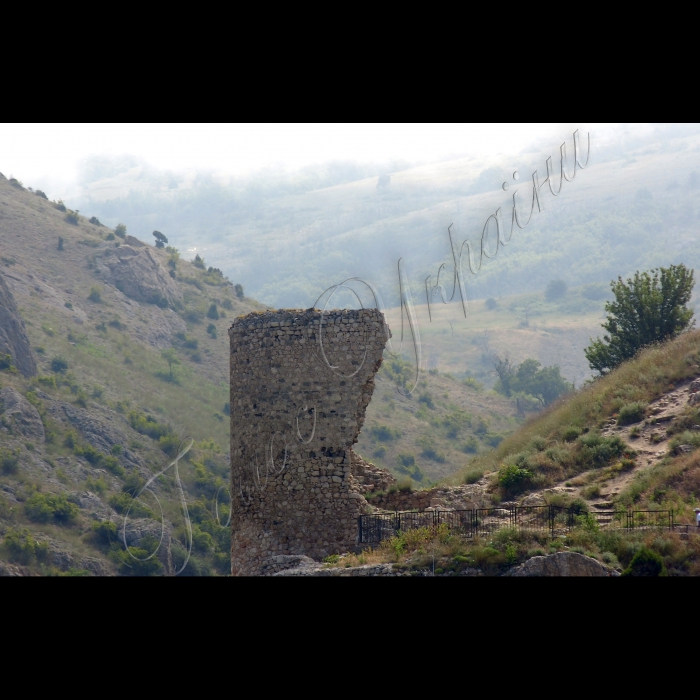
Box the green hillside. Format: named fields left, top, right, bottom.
left=0, top=174, right=265, bottom=575
left=1, top=172, right=535, bottom=574
left=330, top=330, right=700, bottom=576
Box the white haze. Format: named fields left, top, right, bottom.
left=0, top=122, right=644, bottom=197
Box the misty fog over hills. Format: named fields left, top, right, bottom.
left=58, top=124, right=700, bottom=322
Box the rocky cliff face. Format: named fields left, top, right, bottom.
left=95, top=245, right=183, bottom=307
left=0, top=387, right=44, bottom=440
left=0, top=271, right=36, bottom=377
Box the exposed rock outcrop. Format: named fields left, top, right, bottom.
left=0, top=270, right=36, bottom=377
left=0, top=387, right=45, bottom=441
left=504, top=551, right=620, bottom=576
left=57, top=402, right=146, bottom=471
left=95, top=245, right=182, bottom=307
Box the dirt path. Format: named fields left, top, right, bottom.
left=518, top=376, right=699, bottom=520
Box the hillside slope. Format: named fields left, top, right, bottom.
left=0, top=172, right=530, bottom=574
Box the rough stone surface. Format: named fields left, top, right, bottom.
left=229, top=308, right=391, bottom=575
left=59, top=397, right=145, bottom=469
left=0, top=270, right=36, bottom=377
left=504, top=551, right=620, bottom=576
left=95, top=245, right=182, bottom=307
left=0, top=387, right=45, bottom=441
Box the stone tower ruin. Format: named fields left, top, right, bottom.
left=228, top=308, right=390, bottom=575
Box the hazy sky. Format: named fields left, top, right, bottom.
left=0, top=123, right=638, bottom=191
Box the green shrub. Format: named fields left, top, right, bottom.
left=114, top=224, right=127, bottom=239
left=35, top=189, right=48, bottom=199
left=128, top=410, right=172, bottom=440
left=234, top=283, right=244, bottom=299
left=418, top=392, right=435, bottom=409
left=577, top=433, right=627, bottom=469
left=57, top=236, right=64, bottom=251
left=184, top=308, right=204, bottom=323
left=0, top=353, right=16, bottom=372
left=65, top=212, right=79, bottom=225
left=669, top=431, right=700, bottom=453
left=1, top=447, right=20, bottom=474
left=55, top=200, right=67, bottom=212
left=618, top=402, right=646, bottom=426
left=85, top=475, right=108, bottom=495
left=485, top=433, right=504, bottom=448
left=417, top=437, right=446, bottom=463
left=91, top=519, right=117, bottom=546
left=462, top=377, right=483, bottom=391
left=88, top=286, right=102, bottom=303
left=114, top=546, right=164, bottom=576
left=89, top=216, right=102, bottom=226
left=562, top=426, right=582, bottom=442
left=622, top=547, right=667, bottom=576
left=463, top=468, right=484, bottom=484
left=51, top=357, right=68, bottom=373
left=498, top=463, right=533, bottom=495
left=397, top=453, right=415, bottom=468
left=397, top=477, right=413, bottom=493
left=158, top=434, right=180, bottom=457
left=461, top=436, right=479, bottom=454
left=4, top=528, right=49, bottom=564
left=25, top=492, right=79, bottom=525
left=207, top=303, right=219, bottom=320
left=372, top=425, right=400, bottom=442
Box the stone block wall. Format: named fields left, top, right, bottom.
left=228, top=308, right=390, bottom=575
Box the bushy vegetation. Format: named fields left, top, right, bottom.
left=3, top=528, right=49, bottom=565
left=585, top=264, right=695, bottom=375
left=492, top=355, right=572, bottom=407
left=24, top=492, right=79, bottom=525
left=0, top=447, right=20, bottom=474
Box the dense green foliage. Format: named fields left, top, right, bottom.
left=493, top=355, right=572, bottom=407
left=585, top=264, right=695, bottom=374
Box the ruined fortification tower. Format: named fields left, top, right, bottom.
left=228, top=308, right=389, bottom=575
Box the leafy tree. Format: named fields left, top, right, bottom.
left=161, top=348, right=181, bottom=380
left=207, top=303, right=219, bottom=320
left=485, top=297, right=497, bottom=310
left=57, top=236, right=64, bottom=251
left=114, top=224, right=127, bottom=239
left=494, top=356, right=572, bottom=407
left=545, top=279, right=567, bottom=301
left=584, top=264, right=695, bottom=375
left=234, top=283, right=244, bottom=299
left=377, top=173, right=391, bottom=190
left=491, top=353, right=515, bottom=397
left=51, top=357, right=68, bottom=373
left=622, top=547, right=667, bottom=576
left=514, top=361, right=572, bottom=407
left=152, top=230, right=168, bottom=248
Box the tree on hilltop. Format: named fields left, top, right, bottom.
left=153, top=230, right=168, bottom=249
left=584, top=264, right=695, bottom=375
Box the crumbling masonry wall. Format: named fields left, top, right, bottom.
left=229, top=308, right=390, bottom=575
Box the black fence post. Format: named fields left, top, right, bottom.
left=549, top=505, right=554, bottom=537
